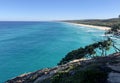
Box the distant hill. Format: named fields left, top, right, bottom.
left=65, top=18, right=120, bottom=27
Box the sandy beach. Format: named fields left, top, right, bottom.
left=66, top=22, right=111, bottom=30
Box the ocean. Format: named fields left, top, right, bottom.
left=0, top=21, right=109, bottom=82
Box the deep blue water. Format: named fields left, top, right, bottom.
left=0, top=21, right=110, bottom=82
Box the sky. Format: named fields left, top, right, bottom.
left=0, top=0, right=120, bottom=21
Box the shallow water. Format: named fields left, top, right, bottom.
left=0, top=21, right=112, bottom=82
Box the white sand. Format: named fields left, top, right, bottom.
left=66, top=22, right=111, bottom=30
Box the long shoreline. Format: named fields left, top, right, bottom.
left=64, top=22, right=111, bottom=30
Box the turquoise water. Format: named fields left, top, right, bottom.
left=0, top=22, right=107, bottom=82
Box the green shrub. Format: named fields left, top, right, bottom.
left=51, top=64, right=109, bottom=83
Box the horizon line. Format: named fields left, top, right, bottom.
left=0, top=17, right=118, bottom=22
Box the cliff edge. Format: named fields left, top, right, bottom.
left=6, top=53, right=120, bottom=83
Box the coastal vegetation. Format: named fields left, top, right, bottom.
left=106, top=23, right=120, bottom=52
left=58, top=38, right=112, bottom=65
left=65, top=18, right=119, bottom=27
left=106, top=23, right=120, bottom=38
left=52, top=62, right=110, bottom=83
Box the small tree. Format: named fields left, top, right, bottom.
left=58, top=39, right=112, bottom=65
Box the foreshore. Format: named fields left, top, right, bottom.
left=65, top=22, right=111, bottom=30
